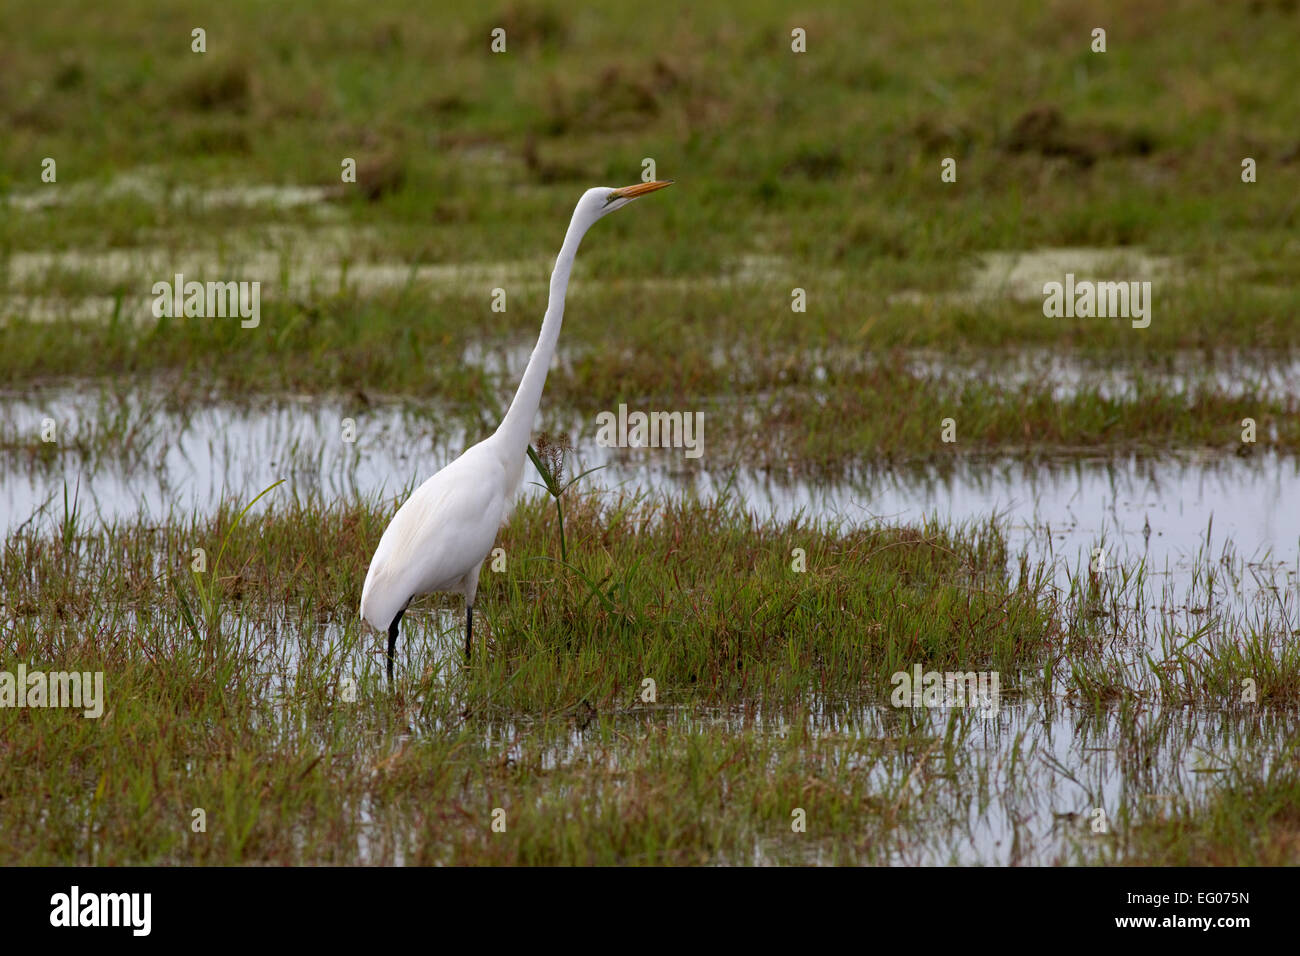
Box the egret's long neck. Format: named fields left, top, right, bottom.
left=495, top=210, right=591, bottom=460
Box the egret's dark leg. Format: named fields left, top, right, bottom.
left=465, top=603, right=473, bottom=662
left=387, top=608, right=405, bottom=685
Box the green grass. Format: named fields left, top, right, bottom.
left=3, top=332, right=1298, bottom=472
left=3, top=490, right=1055, bottom=704
left=3, top=0, right=1300, bottom=460
left=3, top=0, right=1300, bottom=867
left=1123, top=744, right=1300, bottom=866
left=3, top=489, right=1297, bottom=864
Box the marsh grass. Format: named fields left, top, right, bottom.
left=4, top=0, right=1300, bottom=867
left=4, top=0, right=1300, bottom=438
left=4, top=489, right=1050, bottom=862
left=5, top=490, right=1054, bottom=702
left=3, top=489, right=1297, bottom=864
left=2, top=360, right=1296, bottom=477
left=1122, top=745, right=1300, bottom=866
left=1055, top=528, right=1300, bottom=707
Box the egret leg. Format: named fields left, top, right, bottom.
left=387, top=608, right=405, bottom=685
left=465, top=604, right=473, bottom=662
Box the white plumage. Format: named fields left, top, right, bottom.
left=360, top=443, right=507, bottom=633
left=359, top=180, right=674, bottom=681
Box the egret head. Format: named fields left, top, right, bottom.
left=581, top=180, right=674, bottom=222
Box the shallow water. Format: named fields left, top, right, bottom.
left=889, top=246, right=1179, bottom=312
left=5, top=171, right=338, bottom=213
left=902, top=348, right=1300, bottom=403
left=5, top=386, right=1295, bottom=865
left=458, top=697, right=1287, bottom=866
left=3, top=387, right=1297, bottom=635
left=237, top=612, right=1290, bottom=865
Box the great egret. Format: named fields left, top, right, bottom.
left=360, top=179, right=674, bottom=682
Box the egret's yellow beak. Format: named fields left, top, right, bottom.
left=610, top=180, right=674, bottom=200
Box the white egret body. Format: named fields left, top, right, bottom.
left=360, top=180, right=673, bottom=680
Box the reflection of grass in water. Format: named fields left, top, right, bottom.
left=3, top=492, right=1298, bottom=863
left=1054, top=513, right=1300, bottom=706
left=1124, top=748, right=1300, bottom=866
left=2, top=361, right=1298, bottom=474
